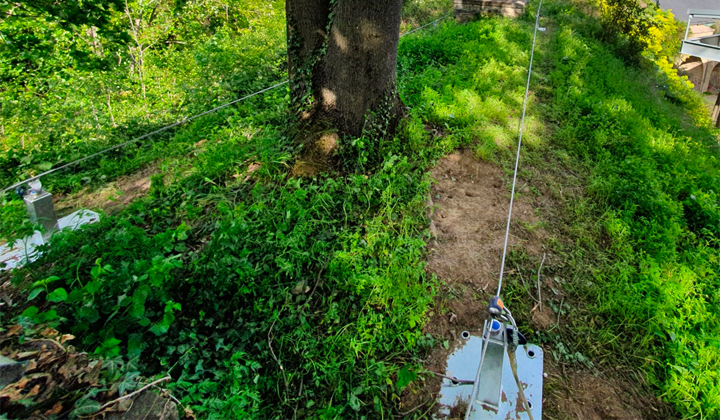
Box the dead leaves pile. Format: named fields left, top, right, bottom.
left=0, top=325, right=101, bottom=419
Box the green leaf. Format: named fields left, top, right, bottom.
left=67, top=288, right=85, bottom=304
left=104, top=356, right=125, bottom=381
left=37, top=161, right=53, bottom=171
left=78, top=306, right=100, bottom=323
left=95, top=337, right=121, bottom=357
left=72, top=393, right=102, bottom=417
left=40, top=310, right=58, bottom=321
left=349, top=394, right=361, bottom=411
left=149, top=301, right=179, bottom=336
left=119, top=371, right=141, bottom=396
left=84, top=280, right=101, bottom=294
left=47, top=287, right=68, bottom=302
left=130, top=286, right=150, bottom=319
left=396, top=366, right=416, bottom=391
left=128, top=334, right=145, bottom=361
left=27, top=288, right=44, bottom=301
left=31, top=276, right=60, bottom=288
left=149, top=317, right=172, bottom=336
left=22, top=306, right=39, bottom=318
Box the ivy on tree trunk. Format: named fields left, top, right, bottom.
left=286, top=0, right=404, bottom=137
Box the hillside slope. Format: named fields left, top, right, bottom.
left=2, top=0, right=719, bottom=418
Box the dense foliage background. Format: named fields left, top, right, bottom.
left=0, top=0, right=287, bottom=193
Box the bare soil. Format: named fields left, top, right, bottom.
left=424, top=151, right=545, bottom=338
left=401, top=150, right=669, bottom=419
left=549, top=368, right=646, bottom=420
left=55, top=163, right=159, bottom=216
left=292, top=131, right=339, bottom=177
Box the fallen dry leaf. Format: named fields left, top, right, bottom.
left=17, top=351, right=40, bottom=360
left=0, top=377, right=29, bottom=402
left=11, top=376, right=28, bottom=390
left=118, top=398, right=133, bottom=412
left=184, top=407, right=197, bottom=419
left=5, top=325, right=22, bottom=336
left=27, top=384, right=41, bottom=397
left=45, top=402, right=63, bottom=416
left=40, top=327, right=59, bottom=338
left=60, top=334, right=75, bottom=344
left=81, top=360, right=103, bottom=385
left=25, top=359, right=38, bottom=372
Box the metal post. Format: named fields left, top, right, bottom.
left=22, top=181, right=58, bottom=242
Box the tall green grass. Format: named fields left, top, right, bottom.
left=536, top=2, right=720, bottom=417
left=401, top=3, right=720, bottom=416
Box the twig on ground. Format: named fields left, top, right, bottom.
left=158, top=398, right=171, bottom=420
left=430, top=371, right=474, bottom=385
left=396, top=400, right=431, bottom=418
left=516, top=263, right=539, bottom=304
left=268, top=318, right=289, bottom=394
left=293, top=377, right=304, bottom=420
left=99, top=376, right=171, bottom=411
left=538, top=253, right=546, bottom=313
left=139, top=392, right=159, bottom=420
left=308, top=258, right=330, bottom=303
left=153, top=386, right=183, bottom=408
left=419, top=400, right=438, bottom=418
left=557, top=297, right=564, bottom=326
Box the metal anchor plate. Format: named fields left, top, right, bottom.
left=437, top=335, right=543, bottom=419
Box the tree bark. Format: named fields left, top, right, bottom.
left=286, top=0, right=404, bottom=137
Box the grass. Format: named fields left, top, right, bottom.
left=399, top=1, right=720, bottom=417
left=2, top=0, right=720, bottom=418
left=537, top=3, right=720, bottom=416
left=0, top=0, right=288, bottom=194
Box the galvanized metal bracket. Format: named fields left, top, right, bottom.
left=24, top=190, right=59, bottom=241
left=437, top=324, right=543, bottom=419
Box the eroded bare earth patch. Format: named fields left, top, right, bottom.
left=55, top=163, right=159, bottom=215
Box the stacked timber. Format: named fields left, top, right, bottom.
left=454, top=0, right=527, bottom=21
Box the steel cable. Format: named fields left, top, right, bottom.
left=465, top=3, right=544, bottom=418
left=1, top=80, right=289, bottom=194
left=496, top=0, right=544, bottom=297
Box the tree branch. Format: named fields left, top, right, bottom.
left=99, top=376, right=172, bottom=411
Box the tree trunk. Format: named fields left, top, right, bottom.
left=286, top=0, right=404, bottom=137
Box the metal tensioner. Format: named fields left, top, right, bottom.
left=463, top=296, right=542, bottom=420
left=436, top=297, right=543, bottom=419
